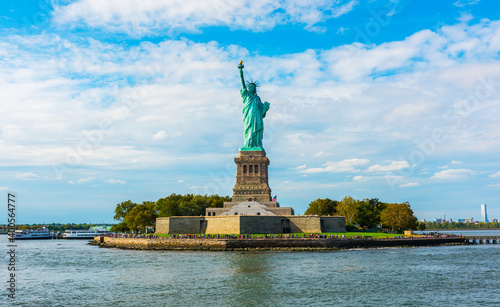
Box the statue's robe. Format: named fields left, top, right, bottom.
left=241, top=87, right=269, bottom=149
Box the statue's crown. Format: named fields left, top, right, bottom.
left=246, top=80, right=260, bottom=87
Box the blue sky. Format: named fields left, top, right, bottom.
left=1, top=0, right=500, bottom=224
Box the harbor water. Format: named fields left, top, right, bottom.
left=3, top=233, right=500, bottom=306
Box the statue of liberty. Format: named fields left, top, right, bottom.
left=238, top=61, right=270, bottom=151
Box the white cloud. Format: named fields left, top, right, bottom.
left=366, top=161, right=410, bottom=173
left=451, top=160, right=463, bottom=164
left=384, top=101, right=434, bottom=123
left=399, top=182, right=420, bottom=188
left=487, top=183, right=500, bottom=187
left=489, top=171, right=500, bottom=178
left=69, top=176, right=95, bottom=184
left=1, top=124, right=25, bottom=139
left=301, top=158, right=369, bottom=174
left=453, top=0, right=480, bottom=8
left=383, top=175, right=404, bottom=181
left=0, top=33, right=242, bottom=170
left=1, top=18, right=500, bottom=187
left=313, top=151, right=330, bottom=157
left=53, top=0, right=359, bottom=37
left=431, top=169, right=475, bottom=180
left=177, top=179, right=184, bottom=183
left=0, top=187, right=8, bottom=190
left=337, top=27, right=348, bottom=35
left=152, top=130, right=167, bottom=140
left=457, top=12, right=474, bottom=23
left=438, top=165, right=449, bottom=169
left=353, top=175, right=369, bottom=182
left=294, top=165, right=307, bottom=170
left=108, top=179, right=126, bottom=184
left=15, top=172, right=39, bottom=180
left=78, top=177, right=95, bottom=183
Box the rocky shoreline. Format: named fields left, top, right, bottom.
left=90, top=236, right=468, bottom=251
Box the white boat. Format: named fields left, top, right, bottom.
left=13, top=228, right=52, bottom=240
left=63, top=228, right=110, bottom=239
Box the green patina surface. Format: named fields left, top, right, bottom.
left=238, top=62, right=269, bottom=151
left=240, top=146, right=265, bottom=151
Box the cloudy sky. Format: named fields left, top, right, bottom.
left=1, top=0, right=500, bottom=224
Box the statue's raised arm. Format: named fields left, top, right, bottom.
left=238, top=61, right=246, bottom=90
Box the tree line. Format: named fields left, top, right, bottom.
left=425, top=221, right=500, bottom=230
left=113, top=194, right=421, bottom=233
left=112, top=194, right=230, bottom=233
left=304, top=196, right=423, bottom=232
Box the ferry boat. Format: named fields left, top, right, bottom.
left=13, top=228, right=52, bottom=240
left=63, top=228, right=110, bottom=239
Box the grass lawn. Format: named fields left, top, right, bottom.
left=326, top=232, right=401, bottom=238
left=155, top=232, right=402, bottom=238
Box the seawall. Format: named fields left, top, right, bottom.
left=92, top=236, right=468, bottom=251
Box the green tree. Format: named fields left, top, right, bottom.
left=60, top=223, right=73, bottom=231
left=156, top=193, right=229, bottom=217
left=417, top=221, right=426, bottom=231
left=114, top=200, right=137, bottom=221
left=354, top=198, right=386, bottom=228
left=124, top=201, right=158, bottom=233
left=178, top=194, right=201, bottom=216
left=111, top=221, right=130, bottom=233
left=380, top=202, right=417, bottom=231
left=304, top=198, right=338, bottom=216
left=205, top=194, right=232, bottom=208
left=156, top=194, right=183, bottom=217
left=337, top=196, right=359, bottom=224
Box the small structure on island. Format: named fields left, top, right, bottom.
left=156, top=62, right=346, bottom=234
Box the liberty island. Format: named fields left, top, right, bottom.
left=156, top=62, right=345, bottom=234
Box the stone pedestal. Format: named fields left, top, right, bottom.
left=232, top=150, right=272, bottom=203
left=205, top=150, right=294, bottom=217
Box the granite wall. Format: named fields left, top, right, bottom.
left=320, top=216, right=347, bottom=233
left=156, top=215, right=346, bottom=234
left=204, top=216, right=240, bottom=234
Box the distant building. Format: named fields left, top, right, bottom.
left=447, top=218, right=453, bottom=223
left=481, top=204, right=489, bottom=223
left=435, top=218, right=445, bottom=223
left=420, top=219, right=426, bottom=223
left=465, top=217, right=474, bottom=223
left=492, top=218, right=498, bottom=223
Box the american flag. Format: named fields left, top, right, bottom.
left=272, top=195, right=277, bottom=201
